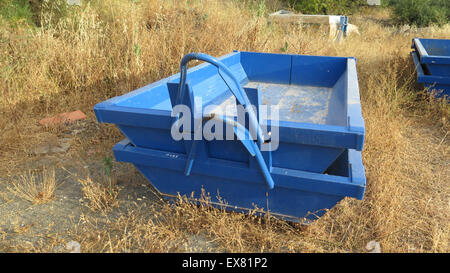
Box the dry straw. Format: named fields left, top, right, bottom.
left=8, top=168, right=56, bottom=205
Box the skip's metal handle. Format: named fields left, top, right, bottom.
left=173, top=52, right=274, bottom=189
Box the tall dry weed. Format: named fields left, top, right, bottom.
left=8, top=168, right=56, bottom=204
left=78, top=175, right=119, bottom=212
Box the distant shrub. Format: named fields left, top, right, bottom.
left=287, top=0, right=366, bottom=15
left=0, top=0, right=74, bottom=27
left=389, top=0, right=449, bottom=27
left=246, top=0, right=268, bottom=17
left=0, top=0, right=34, bottom=26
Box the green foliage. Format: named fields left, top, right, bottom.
left=246, top=0, right=268, bottom=17
left=102, top=156, right=113, bottom=177
left=380, top=0, right=391, bottom=7
left=0, top=0, right=34, bottom=26
left=388, top=0, right=449, bottom=27
left=0, top=0, right=79, bottom=28
left=289, top=0, right=327, bottom=14
left=280, top=41, right=288, bottom=52
left=134, top=43, right=141, bottom=65
left=288, top=0, right=366, bottom=15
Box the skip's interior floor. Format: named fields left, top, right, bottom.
left=212, top=82, right=332, bottom=125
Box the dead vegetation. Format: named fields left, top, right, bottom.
left=7, top=168, right=56, bottom=205
left=0, top=0, right=448, bottom=252
left=78, top=175, right=119, bottom=212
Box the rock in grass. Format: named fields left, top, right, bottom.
left=366, top=240, right=381, bottom=253
left=66, top=241, right=81, bottom=253
left=39, top=110, right=87, bottom=126
left=32, top=138, right=71, bottom=155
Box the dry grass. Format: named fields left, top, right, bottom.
left=78, top=175, right=119, bottom=212
left=7, top=168, right=56, bottom=205
left=0, top=0, right=449, bottom=252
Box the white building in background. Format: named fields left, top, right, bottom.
left=67, top=0, right=81, bottom=6
left=367, top=0, right=381, bottom=5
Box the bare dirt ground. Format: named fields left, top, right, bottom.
left=0, top=121, right=149, bottom=251
left=0, top=119, right=223, bottom=252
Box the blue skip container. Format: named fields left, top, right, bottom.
left=412, top=38, right=450, bottom=77
left=95, top=51, right=366, bottom=222
left=411, top=38, right=450, bottom=98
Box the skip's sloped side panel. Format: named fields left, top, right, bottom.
left=240, top=51, right=291, bottom=84
left=291, top=55, right=347, bottom=87
left=326, top=70, right=347, bottom=127
left=135, top=164, right=343, bottom=221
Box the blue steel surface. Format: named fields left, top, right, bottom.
left=412, top=38, right=450, bottom=77
left=95, top=51, right=364, bottom=144
left=113, top=139, right=366, bottom=221
left=411, top=51, right=450, bottom=98
left=94, top=51, right=367, bottom=221
left=94, top=52, right=365, bottom=173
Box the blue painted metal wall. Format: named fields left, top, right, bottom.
left=94, top=51, right=367, bottom=221
left=411, top=39, right=450, bottom=99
